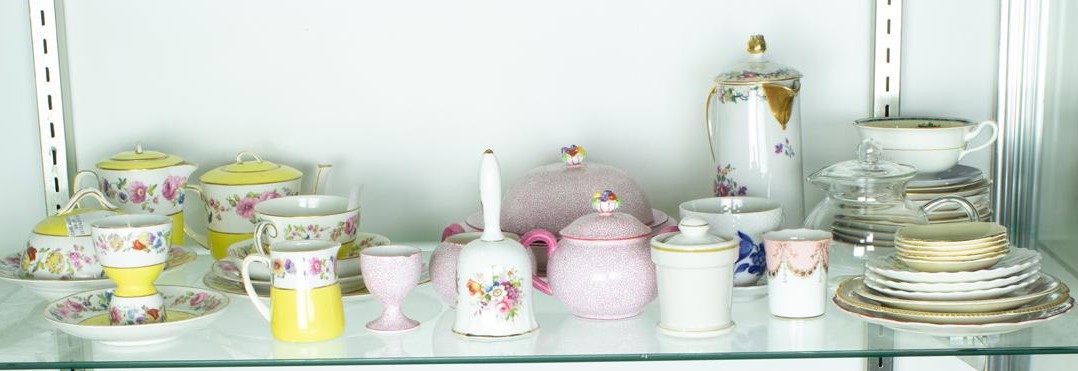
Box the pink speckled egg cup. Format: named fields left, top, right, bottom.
left=360, top=245, right=422, bottom=333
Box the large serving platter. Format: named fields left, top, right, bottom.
left=835, top=276, right=1071, bottom=325
left=867, top=248, right=1039, bottom=283
left=833, top=294, right=1074, bottom=337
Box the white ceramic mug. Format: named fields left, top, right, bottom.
left=763, top=229, right=831, bottom=318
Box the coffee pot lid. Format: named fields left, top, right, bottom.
left=713, top=35, right=802, bottom=85
left=559, top=191, right=650, bottom=240
left=200, top=151, right=303, bottom=185
left=98, top=143, right=185, bottom=170
left=809, top=140, right=917, bottom=187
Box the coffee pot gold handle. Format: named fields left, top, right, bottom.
left=704, top=85, right=719, bottom=163
left=241, top=254, right=273, bottom=321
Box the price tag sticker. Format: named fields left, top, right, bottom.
left=64, top=211, right=114, bottom=236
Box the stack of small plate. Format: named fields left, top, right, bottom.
left=907, top=165, right=994, bottom=223
left=895, top=222, right=1009, bottom=272
left=834, top=242, right=1075, bottom=336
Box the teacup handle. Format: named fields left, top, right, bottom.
left=958, top=120, right=999, bottom=160
left=253, top=221, right=278, bottom=255
left=521, top=229, right=558, bottom=296
left=922, top=195, right=980, bottom=222
left=241, top=255, right=273, bottom=321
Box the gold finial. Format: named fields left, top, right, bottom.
left=747, top=35, right=766, bottom=54
left=484, top=149, right=494, bottom=154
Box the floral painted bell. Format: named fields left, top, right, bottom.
left=453, top=150, right=540, bottom=338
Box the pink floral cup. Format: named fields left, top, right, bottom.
left=360, top=245, right=422, bottom=333
left=762, top=229, right=831, bottom=318
left=253, top=195, right=361, bottom=259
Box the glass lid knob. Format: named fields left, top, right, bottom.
left=857, top=139, right=883, bottom=169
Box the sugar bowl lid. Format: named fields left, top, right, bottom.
left=200, top=151, right=302, bottom=185
left=97, top=143, right=185, bottom=170
left=808, top=140, right=916, bottom=187
left=651, top=217, right=737, bottom=252
left=713, top=35, right=802, bottom=85
left=32, top=188, right=120, bottom=237
left=559, top=191, right=651, bottom=240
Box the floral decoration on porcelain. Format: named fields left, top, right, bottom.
left=206, top=187, right=298, bottom=223
left=169, top=290, right=224, bottom=313
left=591, top=190, right=620, bottom=215
left=272, top=256, right=336, bottom=280
left=765, top=240, right=829, bottom=279
left=718, top=86, right=760, bottom=104
left=93, top=230, right=171, bottom=255
left=20, top=243, right=97, bottom=278
left=561, top=145, right=586, bottom=166
left=735, top=231, right=766, bottom=276
left=109, top=303, right=166, bottom=325
left=774, top=138, right=795, bottom=158
left=714, top=164, right=748, bottom=197
left=717, top=68, right=800, bottom=83
left=465, top=269, right=525, bottom=321
left=279, top=215, right=358, bottom=242
left=101, top=176, right=187, bottom=214
left=47, top=290, right=111, bottom=322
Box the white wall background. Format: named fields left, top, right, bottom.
left=3, top=0, right=999, bottom=244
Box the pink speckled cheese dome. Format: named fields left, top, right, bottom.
left=471, top=146, right=654, bottom=237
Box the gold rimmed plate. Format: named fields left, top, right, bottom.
left=857, top=272, right=1057, bottom=312
left=0, top=246, right=196, bottom=300
left=863, top=273, right=1042, bottom=301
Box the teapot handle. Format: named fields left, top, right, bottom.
left=441, top=223, right=466, bottom=242
left=311, top=164, right=333, bottom=195
left=71, top=170, right=99, bottom=193
left=521, top=229, right=558, bottom=296
left=180, top=185, right=209, bottom=249
left=241, top=254, right=273, bottom=321
left=704, top=85, right=719, bottom=163
left=921, top=195, right=980, bottom=222
left=58, top=188, right=119, bottom=215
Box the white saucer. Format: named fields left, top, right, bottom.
left=733, top=278, right=768, bottom=302
left=41, top=285, right=229, bottom=346
left=908, top=165, right=983, bottom=188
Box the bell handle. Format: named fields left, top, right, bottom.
left=58, top=188, right=119, bottom=215
left=921, top=196, right=980, bottom=222
left=958, top=120, right=999, bottom=160
left=704, top=85, right=719, bottom=163
left=521, top=229, right=557, bottom=296
left=241, top=254, right=273, bottom=321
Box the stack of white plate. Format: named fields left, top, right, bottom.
left=895, top=222, right=1009, bottom=272
left=906, top=165, right=993, bottom=224
left=834, top=244, right=1074, bottom=336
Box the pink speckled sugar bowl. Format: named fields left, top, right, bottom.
left=524, top=191, right=675, bottom=320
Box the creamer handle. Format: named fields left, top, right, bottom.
left=241, top=255, right=272, bottom=321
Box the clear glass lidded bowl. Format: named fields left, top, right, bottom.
left=803, top=141, right=979, bottom=273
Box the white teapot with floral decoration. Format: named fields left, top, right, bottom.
left=74, top=143, right=196, bottom=245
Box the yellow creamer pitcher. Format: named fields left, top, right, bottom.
left=241, top=240, right=344, bottom=342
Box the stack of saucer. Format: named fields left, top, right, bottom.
left=832, top=223, right=1074, bottom=336
left=895, top=222, right=1008, bottom=272
left=906, top=165, right=993, bottom=224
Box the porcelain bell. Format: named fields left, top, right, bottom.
left=453, top=150, right=540, bottom=338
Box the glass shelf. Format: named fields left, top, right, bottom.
left=0, top=242, right=1076, bottom=369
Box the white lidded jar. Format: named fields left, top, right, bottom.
left=453, top=150, right=540, bottom=338
left=650, top=217, right=739, bottom=338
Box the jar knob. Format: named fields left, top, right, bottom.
left=677, top=217, right=710, bottom=238
left=591, top=190, right=619, bottom=215
left=561, top=145, right=586, bottom=167
left=857, top=139, right=883, bottom=167
left=135, top=142, right=144, bottom=154
left=747, top=35, right=766, bottom=54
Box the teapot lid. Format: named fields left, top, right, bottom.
left=32, top=189, right=120, bottom=236
left=97, top=143, right=185, bottom=170
left=713, top=35, right=802, bottom=85
left=200, top=151, right=302, bottom=185
left=651, top=217, right=738, bottom=252
left=559, top=191, right=651, bottom=240
left=809, top=140, right=916, bottom=186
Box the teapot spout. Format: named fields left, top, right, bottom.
left=761, top=81, right=800, bottom=130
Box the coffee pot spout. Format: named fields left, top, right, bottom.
left=761, top=81, right=800, bottom=130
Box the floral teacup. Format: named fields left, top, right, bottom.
left=91, top=215, right=173, bottom=298
left=253, top=195, right=360, bottom=259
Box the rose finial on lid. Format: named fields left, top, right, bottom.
left=591, top=190, right=620, bottom=215
left=561, top=145, right=586, bottom=167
